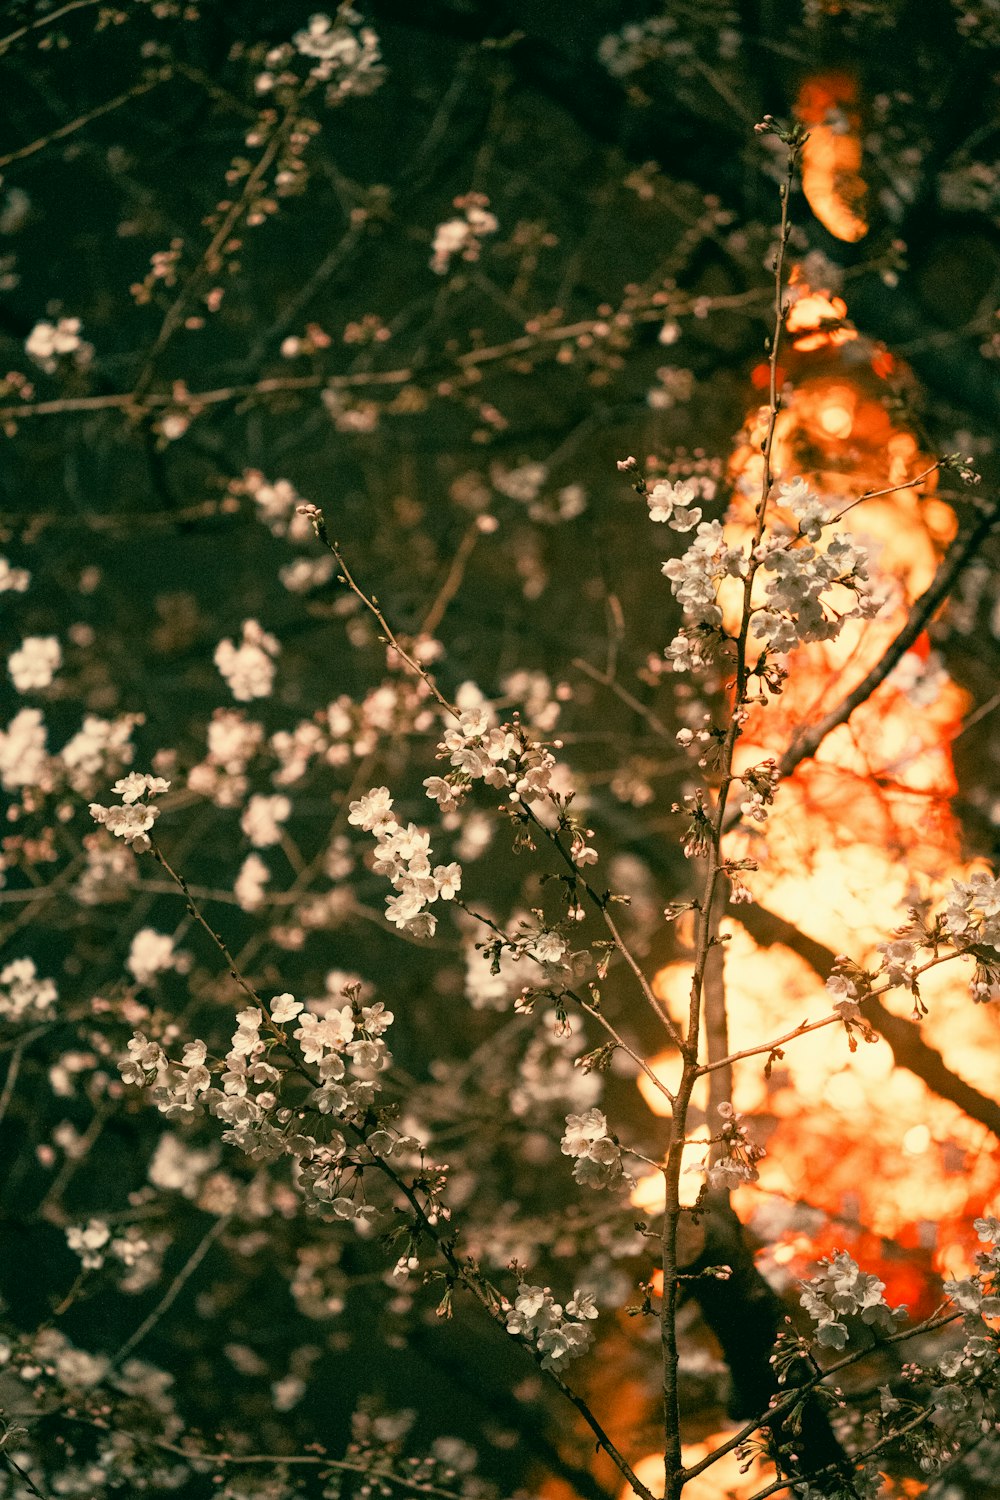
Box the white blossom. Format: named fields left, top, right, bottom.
left=214, top=620, right=280, bottom=702
left=25, top=316, right=92, bottom=373
left=8, top=635, right=61, bottom=692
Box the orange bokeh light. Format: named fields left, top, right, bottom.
left=794, top=73, right=869, bottom=243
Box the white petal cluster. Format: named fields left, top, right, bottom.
left=778, top=476, right=830, bottom=541
left=187, top=708, right=265, bottom=807
left=799, top=1251, right=903, bottom=1349
left=126, top=928, right=180, bottom=987
left=25, top=316, right=92, bottom=373
left=349, top=787, right=461, bottom=938
left=646, top=478, right=703, bottom=532
left=241, top=470, right=313, bottom=541
left=560, top=1108, right=623, bottom=1190
left=753, top=527, right=877, bottom=654
left=240, top=793, right=291, bottom=848
left=423, top=707, right=560, bottom=814
left=662, top=521, right=747, bottom=672
left=656, top=477, right=881, bottom=674
left=291, top=8, right=384, bottom=101
left=89, top=774, right=170, bottom=853
left=0, top=708, right=49, bottom=791
left=504, top=1281, right=598, bottom=1370
left=0, top=556, right=30, bottom=593
left=60, top=713, right=139, bottom=791
left=0, top=957, right=57, bottom=1020
left=119, top=986, right=398, bottom=1221
left=945, top=871, right=1000, bottom=949
left=234, top=852, right=270, bottom=912
left=8, top=635, right=61, bottom=692
left=430, top=195, right=499, bottom=275
left=88, top=801, right=157, bottom=848
left=214, top=620, right=280, bottom=702
left=65, top=1217, right=151, bottom=1274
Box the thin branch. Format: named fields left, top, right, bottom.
left=572, top=657, right=676, bottom=742
left=82, top=1425, right=477, bottom=1498
left=306, top=510, right=458, bottom=719
left=0, top=70, right=170, bottom=170
left=681, top=1308, right=959, bottom=1484
left=0, top=0, right=100, bottom=55
left=720, top=902, right=1000, bottom=1139
left=110, top=1215, right=231, bottom=1368
left=420, top=520, right=482, bottom=639
left=130, top=110, right=297, bottom=400
left=149, top=844, right=268, bottom=1012
left=134, top=846, right=652, bottom=1500
left=776, top=496, right=1000, bottom=783
left=0, top=1036, right=27, bottom=1128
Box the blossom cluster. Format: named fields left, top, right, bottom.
left=89, top=773, right=170, bottom=853
left=560, top=1108, right=624, bottom=1189
left=646, top=477, right=703, bottom=532
left=704, top=1102, right=766, bottom=1191
left=65, top=1218, right=151, bottom=1274
left=0, top=957, right=57, bottom=1021
left=120, top=986, right=400, bottom=1222
left=424, top=706, right=561, bottom=814
left=291, top=8, right=384, bottom=102
left=938, top=1215, right=1000, bottom=1378
left=653, top=474, right=881, bottom=674
left=8, top=634, right=61, bottom=693
left=739, top=759, right=780, bottom=823
left=25, top=316, right=92, bottom=373
left=430, top=193, right=499, bottom=276
left=503, top=1281, right=598, bottom=1370
left=945, top=870, right=1000, bottom=950
left=752, top=523, right=879, bottom=655
left=349, top=786, right=461, bottom=938
left=0, top=555, right=30, bottom=593
left=662, top=519, right=748, bottom=672
left=214, top=619, right=280, bottom=702
left=799, top=1250, right=906, bottom=1349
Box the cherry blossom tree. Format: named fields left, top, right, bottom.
left=1, top=5, right=999, bottom=1500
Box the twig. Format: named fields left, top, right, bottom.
left=130, top=110, right=297, bottom=400
left=572, top=657, right=675, bottom=742
left=149, top=844, right=268, bottom=1012
left=306, top=511, right=458, bottom=720
left=0, top=0, right=100, bottom=55
left=0, top=71, right=170, bottom=171
left=1, top=1453, right=47, bottom=1500
left=420, top=520, right=482, bottom=639
left=0, top=1037, right=27, bottom=1128
left=776, top=495, right=1000, bottom=783
left=659, top=131, right=805, bottom=1500
left=110, top=1215, right=231, bottom=1368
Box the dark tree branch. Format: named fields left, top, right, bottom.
left=733, top=901, right=1000, bottom=1140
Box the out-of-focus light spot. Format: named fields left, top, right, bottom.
left=903, top=1124, right=931, bottom=1156
left=794, top=72, right=869, bottom=243
left=637, top=1050, right=676, bottom=1116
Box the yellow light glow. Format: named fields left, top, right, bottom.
left=637, top=1051, right=678, bottom=1117
left=903, top=1124, right=931, bottom=1156
left=620, top=1436, right=785, bottom=1500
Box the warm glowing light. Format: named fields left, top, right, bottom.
left=815, top=385, right=855, bottom=438
left=794, top=73, right=868, bottom=243
left=903, top=1124, right=931, bottom=1156
left=637, top=1051, right=677, bottom=1116
left=619, top=1437, right=785, bottom=1500
left=713, top=314, right=1000, bottom=1282
left=631, top=1172, right=667, bottom=1216
left=786, top=290, right=855, bottom=351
